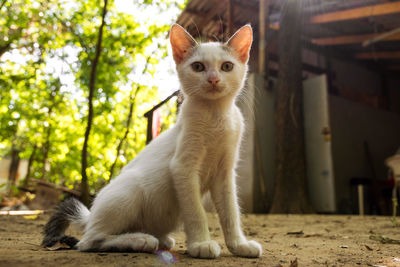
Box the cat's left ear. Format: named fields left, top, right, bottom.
left=170, top=24, right=198, bottom=64
left=226, top=25, right=253, bottom=63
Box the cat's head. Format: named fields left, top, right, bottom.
left=170, top=24, right=253, bottom=100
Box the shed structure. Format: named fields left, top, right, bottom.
left=177, top=0, right=400, bottom=214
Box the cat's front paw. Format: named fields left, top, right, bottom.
left=187, top=240, right=221, bottom=259
left=228, top=240, right=262, bottom=258
left=159, top=236, right=175, bottom=250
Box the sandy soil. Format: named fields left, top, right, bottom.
left=0, top=212, right=400, bottom=266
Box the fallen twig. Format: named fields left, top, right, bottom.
left=287, top=230, right=303, bottom=235
left=369, top=235, right=400, bottom=244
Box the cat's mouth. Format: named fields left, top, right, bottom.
left=207, top=85, right=223, bottom=93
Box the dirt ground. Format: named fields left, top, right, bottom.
left=0, top=213, right=400, bottom=267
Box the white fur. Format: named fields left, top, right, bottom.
left=75, top=25, right=262, bottom=259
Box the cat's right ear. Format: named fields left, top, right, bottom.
left=226, top=24, right=253, bottom=63
left=170, top=24, right=197, bottom=64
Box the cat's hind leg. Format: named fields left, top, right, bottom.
left=77, top=232, right=159, bottom=253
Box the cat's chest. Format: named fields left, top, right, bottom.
left=198, top=109, right=242, bottom=152
left=205, top=117, right=235, bottom=141
left=199, top=116, right=241, bottom=188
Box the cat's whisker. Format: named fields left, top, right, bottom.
left=211, top=35, right=220, bottom=42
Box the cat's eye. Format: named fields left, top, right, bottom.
left=191, top=62, right=205, bottom=72
left=221, top=62, right=234, bottom=72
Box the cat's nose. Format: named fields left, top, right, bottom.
left=208, top=77, right=220, bottom=85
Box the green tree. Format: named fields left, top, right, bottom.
left=0, top=0, right=184, bottom=203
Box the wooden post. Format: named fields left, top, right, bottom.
left=145, top=112, right=153, bottom=145
left=258, top=0, right=269, bottom=76
left=143, top=90, right=180, bottom=145
left=269, top=0, right=312, bottom=214
left=358, top=185, right=364, bottom=216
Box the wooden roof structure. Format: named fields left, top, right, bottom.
left=177, top=0, right=400, bottom=75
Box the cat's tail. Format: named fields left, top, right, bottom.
left=41, top=197, right=90, bottom=248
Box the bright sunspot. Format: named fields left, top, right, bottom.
left=114, top=0, right=184, bottom=98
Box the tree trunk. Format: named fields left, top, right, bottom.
left=22, top=144, right=37, bottom=187
left=7, top=145, right=20, bottom=195
left=269, top=0, right=313, bottom=213
left=80, top=0, right=108, bottom=206
left=0, top=41, right=12, bottom=58
left=0, top=0, right=7, bottom=10
left=40, top=124, right=52, bottom=180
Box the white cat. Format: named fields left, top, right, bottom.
left=42, top=24, right=262, bottom=259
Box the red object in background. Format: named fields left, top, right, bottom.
left=388, top=178, right=395, bottom=187
left=388, top=169, right=395, bottom=187
left=152, top=109, right=161, bottom=139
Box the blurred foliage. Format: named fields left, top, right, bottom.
left=0, top=0, right=183, bottom=195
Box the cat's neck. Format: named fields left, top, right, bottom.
left=183, top=93, right=237, bottom=115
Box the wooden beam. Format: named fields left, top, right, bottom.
left=268, top=53, right=327, bottom=75
left=355, top=51, right=400, bottom=59
left=199, top=1, right=227, bottom=33
left=182, top=9, right=208, bottom=17
left=363, top=27, right=400, bottom=47
left=310, top=2, right=400, bottom=24
left=231, top=0, right=278, bottom=31
left=304, top=40, right=400, bottom=79
left=312, top=32, right=400, bottom=45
